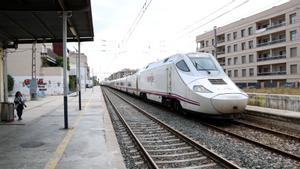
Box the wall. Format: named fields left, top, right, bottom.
left=11, top=75, right=64, bottom=97
left=248, top=93, right=300, bottom=112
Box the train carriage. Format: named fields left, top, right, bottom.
left=105, top=52, right=248, bottom=116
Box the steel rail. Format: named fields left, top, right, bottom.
left=201, top=122, right=300, bottom=161
left=234, top=120, right=300, bottom=141
left=102, top=89, right=159, bottom=169
left=107, top=88, right=241, bottom=169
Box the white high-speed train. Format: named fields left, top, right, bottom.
left=105, top=52, right=248, bottom=116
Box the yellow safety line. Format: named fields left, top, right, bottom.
left=43, top=96, right=92, bottom=169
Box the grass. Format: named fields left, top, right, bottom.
left=243, top=87, right=300, bottom=95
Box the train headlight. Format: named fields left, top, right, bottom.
left=193, top=85, right=212, bottom=93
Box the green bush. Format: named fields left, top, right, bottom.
left=69, top=75, right=77, bottom=92
left=7, top=74, right=14, bottom=92
left=56, top=56, right=70, bottom=70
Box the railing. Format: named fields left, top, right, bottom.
left=217, top=39, right=225, bottom=44
left=217, top=51, right=225, bottom=55
left=256, top=38, right=286, bottom=47
left=257, top=55, right=286, bottom=62
left=266, top=22, right=286, bottom=30
left=256, top=22, right=286, bottom=33
left=256, top=41, right=270, bottom=47
left=257, top=71, right=286, bottom=76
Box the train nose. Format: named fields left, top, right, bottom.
left=211, top=94, right=248, bottom=114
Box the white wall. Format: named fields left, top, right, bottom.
left=11, top=75, right=64, bottom=97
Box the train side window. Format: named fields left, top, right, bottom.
left=163, top=58, right=169, bottom=63
left=176, top=60, right=190, bottom=72
left=128, top=82, right=131, bottom=87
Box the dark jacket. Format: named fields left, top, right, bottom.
left=14, top=96, right=26, bottom=110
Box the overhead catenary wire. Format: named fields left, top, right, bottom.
left=182, top=0, right=250, bottom=38
left=122, top=0, right=152, bottom=45
left=106, top=0, right=152, bottom=73
left=177, top=0, right=236, bottom=37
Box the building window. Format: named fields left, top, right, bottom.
left=290, top=13, right=296, bottom=24
left=248, top=40, right=253, bottom=49
left=241, top=42, right=246, bottom=50
left=234, top=57, right=238, bottom=65
left=241, top=29, right=245, bottom=37
left=290, top=47, right=297, bottom=57
left=249, top=54, right=254, bottom=63
left=212, top=39, right=215, bottom=46
left=248, top=27, right=253, bottom=36
left=205, top=40, right=209, bottom=47
left=290, top=64, right=297, bottom=74
left=249, top=68, right=254, bottom=76
left=242, top=69, right=246, bottom=77
left=233, top=44, right=238, bottom=52
left=233, top=32, right=237, bottom=40
left=228, top=58, right=232, bottom=65
left=290, top=30, right=297, bottom=41
left=241, top=55, right=246, bottom=64
left=227, top=33, right=231, bottom=41
left=227, top=46, right=231, bottom=53
left=234, top=70, right=238, bottom=77
left=228, top=70, right=232, bottom=77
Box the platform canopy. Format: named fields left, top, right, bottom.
left=0, top=0, right=94, bottom=46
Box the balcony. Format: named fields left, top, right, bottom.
left=216, top=45, right=225, bottom=55
left=256, top=38, right=286, bottom=47
left=216, top=34, right=225, bottom=44
left=266, top=22, right=286, bottom=31
left=257, top=55, right=286, bottom=62
left=257, top=71, right=286, bottom=76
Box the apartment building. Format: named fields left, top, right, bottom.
left=69, top=51, right=91, bottom=87
left=196, top=0, right=300, bottom=88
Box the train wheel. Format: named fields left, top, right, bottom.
left=172, top=100, right=182, bottom=113
left=140, top=93, right=147, bottom=101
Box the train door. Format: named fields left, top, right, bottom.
left=167, top=65, right=172, bottom=94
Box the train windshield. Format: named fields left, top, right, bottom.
left=189, top=57, right=217, bottom=71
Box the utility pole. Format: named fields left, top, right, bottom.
left=214, top=26, right=217, bottom=58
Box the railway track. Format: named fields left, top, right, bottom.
left=103, top=88, right=241, bottom=169
left=201, top=120, right=300, bottom=161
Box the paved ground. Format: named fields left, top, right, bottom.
left=0, top=86, right=125, bottom=169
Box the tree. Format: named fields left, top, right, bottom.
left=7, top=74, right=14, bottom=92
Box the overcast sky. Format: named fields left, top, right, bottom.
left=68, top=0, right=290, bottom=80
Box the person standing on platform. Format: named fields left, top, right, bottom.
left=14, top=91, right=27, bottom=121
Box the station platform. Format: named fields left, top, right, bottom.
left=0, top=87, right=125, bottom=169
left=246, top=105, right=300, bottom=120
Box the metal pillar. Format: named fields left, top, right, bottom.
left=77, top=41, right=81, bottom=110
left=30, top=41, right=37, bottom=100
left=62, top=11, right=68, bottom=129
left=214, top=26, right=217, bottom=58
left=3, top=49, right=8, bottom=102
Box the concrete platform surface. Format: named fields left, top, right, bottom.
left=246, top=105, right=300, bottom=119
left=0, top=87, right=126, bottom=169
